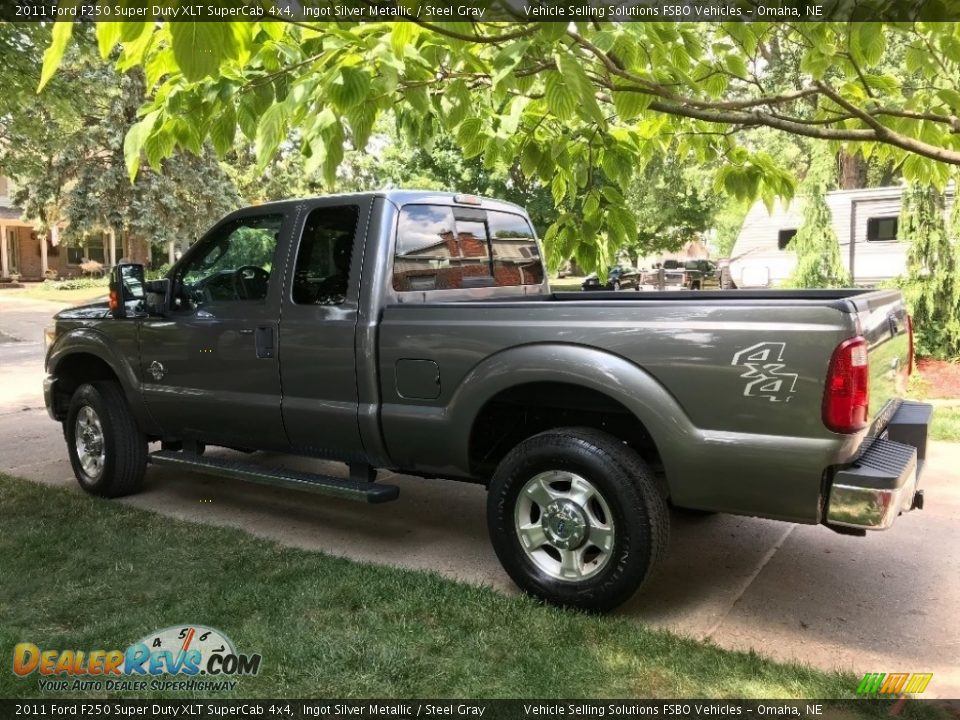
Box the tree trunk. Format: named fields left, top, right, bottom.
left=124, top=234, right=150, bottom=265
left=838, top=150, right=867, bottom=189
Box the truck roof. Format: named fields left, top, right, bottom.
left=250, top=189, right=528, bottom=215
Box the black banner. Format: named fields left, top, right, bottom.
left=1, top=699, right=957, bottom=720
left=1, top=0, right=959, bottom=23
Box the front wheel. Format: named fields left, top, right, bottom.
left=487, top=427, right=669, bottom=612
left=65, top=382, right=147, bottom=498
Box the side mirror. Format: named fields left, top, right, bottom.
left=109, top=263, right=145, bottom=318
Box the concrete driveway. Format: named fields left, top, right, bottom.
left=2, top=293, right=958, bottom=697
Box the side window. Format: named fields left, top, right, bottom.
left=177, top=214, right=283, bottom=309
left=292, top=205, right=359, bottom=305
left=867, top=217, right=898, bottom=241
left=488, top=210, right=543, bottom=286
left=393, top=204, right=543, bottom=291
left=778, top=228, right=797, bottom=250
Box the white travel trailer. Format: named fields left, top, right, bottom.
left=729, top=185, right=954, bottom=288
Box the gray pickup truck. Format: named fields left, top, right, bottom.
left=43, top=190, right=933, bottom=611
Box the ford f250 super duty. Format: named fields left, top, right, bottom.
left=43, top=190, right=933, bottom=611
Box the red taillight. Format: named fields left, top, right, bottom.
left=108, top=289, right=119, bottom=312
left=906, top=314, right=914, bottom=377
left=823, top=336, right=870, bottom=433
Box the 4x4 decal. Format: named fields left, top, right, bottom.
left=731, top=342, right=799, bottom=403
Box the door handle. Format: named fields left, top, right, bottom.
left=239, top=329, right=254, bottom=336
left=254, top=326, right=274, bottom=359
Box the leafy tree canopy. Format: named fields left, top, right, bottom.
left=1, top=23, right=240, bottom=262
left=39, top=19, right=960, bottom=272
left=899, top=184, right=960, bottom=358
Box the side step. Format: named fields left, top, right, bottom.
left=148, top=450, right=399, bottom=504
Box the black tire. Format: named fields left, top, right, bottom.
left=487, top=427, right=669, bottom=612
left=65, top=382, right=147, bottom=498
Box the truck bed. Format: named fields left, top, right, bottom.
left=377, top=288, right=909, bottom=522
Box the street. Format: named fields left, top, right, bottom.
left=1, top=292, right=958, bottom=697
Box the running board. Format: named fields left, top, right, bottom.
left=148, top=450, right=399, bottom=504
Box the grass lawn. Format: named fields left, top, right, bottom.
left=15, top=283, right=108, bottom=304
left=0, top=474, right=896, bottom=705
left=931, top=406, right=960, bottom=442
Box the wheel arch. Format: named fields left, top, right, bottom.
left=46, top=330, right=157, bottom=434
left=448, top=344, right=699, bottom=494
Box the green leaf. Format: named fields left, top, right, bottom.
left=390, top=22, right=418, bottom=57
left=520, top=142, right=541, bottom=178
left=346, top=103, right=376, bottom=150
left=724, top=54, right=748, bottom=78
left=143, top=126, right=176, bottom=171
left=329, top=67, right=370, bottom=113
left=170, top=23, right=238, bottom=82
left=850, top=23, right=885, bottom=67
left=612, top=91, right=652, bottom=122
left=210, top=103, right=237, bottom=157
left=322, top=121, right=344, bottom=187
left=904, top=44, right=927, bottom=75
left=123, top=110, right=160, bottom=182
left=492, top=41, right=529, bottom=89
left=96, top=21, right=121, bottom=60
left=556, top=51, right=604, bottom=126
left=405, top=85, right=431, bottom=116
left=255, top=102, right=289, bottom=171
left=551, top=173, right=567, bottom=206
left=800, top=49, right=832, bottom=80
left=38, top=20, right=74, bottom=92
left=544, top=71, right=577, bottom=123
left=499, top=96, right=530, bottom=136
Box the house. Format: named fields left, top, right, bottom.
left=0, top=176, right=121, bottom=280
left=728, top=184, right=953, bottom=288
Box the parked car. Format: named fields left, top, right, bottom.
left=44, top=190, right=931, bottom=612
left=580, top=265, right=640, bottom=291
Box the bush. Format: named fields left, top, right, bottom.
left=43, top=277, right=110, bottom=291
left=146, top=263, right=171, bottom=280
left=79, top=260, right=104, bottom=276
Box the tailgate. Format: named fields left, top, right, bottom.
left=852, top=290, right=911, bottom=434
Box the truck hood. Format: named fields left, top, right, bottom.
left=55, top=300, right=111, bottom=320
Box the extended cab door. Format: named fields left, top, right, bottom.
left=278, top=197, right=371, bottom=461
left=139, top=208, right=291, bottom=448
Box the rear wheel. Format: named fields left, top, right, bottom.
left=66, top=382, right=147, bottom=498
left=487, top=427, right=669, bottom=612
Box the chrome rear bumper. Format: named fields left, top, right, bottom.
left=826, top=401, right=933, bottom=531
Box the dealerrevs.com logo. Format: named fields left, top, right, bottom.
left=13, top=625, right=262, bottom=693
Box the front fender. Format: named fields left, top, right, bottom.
left=46, top=326, right=159, bottom=435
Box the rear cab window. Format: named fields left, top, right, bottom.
left=393, top=204, right=544, bottom=292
